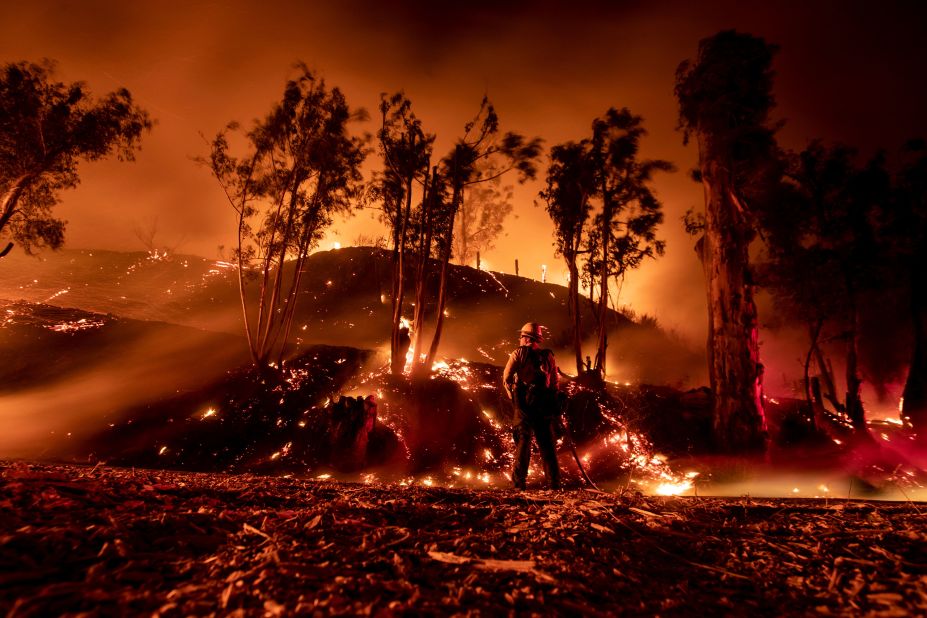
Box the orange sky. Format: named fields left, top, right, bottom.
left=2, top=0, right=926, bottom=343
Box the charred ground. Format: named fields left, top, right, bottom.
left=2, top=461, right=926, bottom=617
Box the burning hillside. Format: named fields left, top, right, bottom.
left=1, top=300, right=688, bottom=493
left=3, top=300, right=925, bottom=500
left=0, top=247, right=704, bottom=386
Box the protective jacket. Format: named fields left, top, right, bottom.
left=503, top=345, right=559, bottom=424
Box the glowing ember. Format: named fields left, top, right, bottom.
left=654, top=481, right=693, bottom=496
left=44, top=288, right=69, bottom=302
left=158, top=446, right=168, bottom=455
left=201, top=407, right=217, bottom=419
left=47, top=317, right=106, bottom=333
left=315, top=473, right=332, bottom=480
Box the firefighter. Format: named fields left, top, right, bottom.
left=503, top=322, right=561, bottom=490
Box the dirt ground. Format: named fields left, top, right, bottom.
left=1, top=460, right=925, bottom=616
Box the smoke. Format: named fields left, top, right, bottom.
left=0, top=312, right=246, bottom=459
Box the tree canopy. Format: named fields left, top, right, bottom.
left=204, top=66, right=368, bottom=367
left=0, top=60, right=152, bottom=258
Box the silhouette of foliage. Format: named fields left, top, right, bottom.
left=545, top=108, right=671, bottom=377
left=0, top=60, right=152, bottom=258
left=203, top=65, right=368, bottom=368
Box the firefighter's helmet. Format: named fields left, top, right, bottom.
left=518, top=322, right=544, bottom=342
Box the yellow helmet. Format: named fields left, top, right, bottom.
left=518, top=322, right=544, bottom=342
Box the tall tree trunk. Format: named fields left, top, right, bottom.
left=0, top=174, right=35, bottom=251
left=903, top=255, right=927, bottom=439
left=595, top=193, right=611, bottom=376
left=425, top=230, right=453, bottom=370
left=410, top=167, right=435, bottom=375
left=258, top=184, right=301, bottom=360
left=844, top=294, right=867, bottom=433
left=425, top=185, right=460, bottom=369
left=803, top=319, right=824, bottom=431
left=275, top=249, right=307, bottom=366
left=236, top=205, right=260, bottom=367
left=569, top=255, right=583, bottom=374
left=390, top=172, right=415, bottom=375
left=698, top=143, right=767, bottom=453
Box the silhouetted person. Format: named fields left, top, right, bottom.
left=503, top=322, right=561, bottom=490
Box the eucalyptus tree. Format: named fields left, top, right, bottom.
left=407, top=164, right=449, bottom=372
left=377, top=92, right=434, bottom=374
left=204, top=66, right=367, bottom=368
left=0, top=60, right=151, bottom=259
left=541, top=141, right=595, bottom=374
left=414, top=97, right=542, bottom=373
left=675, top=30, right=780, bottom=452
left=586, top=108, right=672, bottom=376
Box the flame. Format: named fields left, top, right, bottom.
left=654, top=481, right=693, bottom=496
left=47, top=317, right=106, bottom=333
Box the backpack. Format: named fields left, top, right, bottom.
left=518, top=347, right=556, bottom=413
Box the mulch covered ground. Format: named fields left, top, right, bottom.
left=1, top=461, right=925, bottom=616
